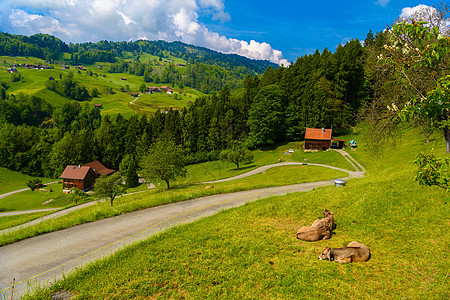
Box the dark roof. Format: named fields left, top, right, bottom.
left=60, top=165, right=92, bottom=180
left=83, top=160, right=115, bottom=175
left=305, top=128, right=332, bottom=140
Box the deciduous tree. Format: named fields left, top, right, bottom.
left=141, top=140, right=186, bottom=189
left=94, top=173, right=125, bottom=206
left=219, top=141, right=253, bottom=170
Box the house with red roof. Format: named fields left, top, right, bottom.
left=304, top=128, right=332, bottom=151
left=60, top=161, right=115, bottom=192
left=60, top=165, right=97, bottom=193
left=304, top=128, right=346, bottom=150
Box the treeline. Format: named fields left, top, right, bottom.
left=0, top=32, right=275, bottom=74
left=69, top=40, right=276, bottom=73
left=0, top=33, right=68, bottom=61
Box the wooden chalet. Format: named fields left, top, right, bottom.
left=60, top=161, right=115, bottom=193
left=60, top=165, right=97, bottom=193
left=304, top=128, right=332, bottom=151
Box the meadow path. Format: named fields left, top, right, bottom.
left=0, top=152, right=364, bottom=299
left=0, top=181, right=58, bottom=200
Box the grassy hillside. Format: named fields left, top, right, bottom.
left=0, top=55, right=203, bottom=117
left=24, top=127, right=449, bottom=299
left=0, top=167, right=53, bottom=195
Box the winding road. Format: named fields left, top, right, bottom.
left=0, top=152, right=364, bottom=299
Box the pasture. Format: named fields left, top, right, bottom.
left=23, top=126, right=448, bottom=299
left=0, top=55, right=202, bottom=117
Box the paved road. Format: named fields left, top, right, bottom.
left=0, top=162, right=359, bottom=236
left=0, top=153, right=364, bottom=299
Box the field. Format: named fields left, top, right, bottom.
left=21, top=126, right=449, bottom=299
left=0, top=167, right=54, bottom=195
left=0, top=55, right=203, bottom=117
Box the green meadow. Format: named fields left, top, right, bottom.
left=0, top=167, right=54, bottom=195
left=23, top=126, right=448, bottom=299
left=0, top=55, right=202, bottom=117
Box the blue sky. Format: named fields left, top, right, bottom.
left=0, top=0, right=444, bottom=65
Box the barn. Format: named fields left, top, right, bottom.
left=304, top=128, right=332, bottom=151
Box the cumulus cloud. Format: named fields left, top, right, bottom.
left=0, top=0, right=287, bottom=65
left=399, top=4, right=450, bottom=35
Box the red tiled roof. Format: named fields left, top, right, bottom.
left=83, top=160, right=115, bottom=175
left=305, top=128, right=332, bottom=140
left=60, top=165, right=91, bottom=180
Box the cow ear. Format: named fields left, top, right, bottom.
left=327, top=248, right=332, bottom=261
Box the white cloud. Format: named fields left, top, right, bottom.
left=400, top=5, right=433, bottom=19
left=399, top=4, right=450, bottom=36
left=0, top=0, right=287, bottom=65
left=375, top=0, right=390, bottom=8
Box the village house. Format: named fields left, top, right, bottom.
left=304, top=128, right=346, bottom=151
left=60, top=160, right=115, bottom=192
left=304, top=128, right=332, bottom=151
left=60, top=165, right=97, bottom=193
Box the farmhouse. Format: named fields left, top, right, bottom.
left=304, top=128, right=332, bottom=151
left=304, top=128, right=346, bottom=150
left=60, top=160, right=115, bottom=192
left=60, top=165, right=97, bottom=193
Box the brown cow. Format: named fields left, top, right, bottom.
left=318, top=241, right=370, bottom=263
left=296, top=225, right=331, bottom=242
left=311, top=209, right=335, bottom=231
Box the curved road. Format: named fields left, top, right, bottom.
left=0, top=154, right=364, bottom=299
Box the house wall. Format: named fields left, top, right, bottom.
left=305, top=139, right=331, bottom=150
left=63, top=179, right=84, bottom=192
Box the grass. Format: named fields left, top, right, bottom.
left=183, top=143, right=354, bottom=184
left=0, top=182, right=72, bottom=211
left=0, top=211, right=53, bottom=231
left=0, top=55, right=202, bottom=117
left=23, top=126, right=449, bottom=299
left=0, top=167, right=54, bottom=195
left=0, top=165, right=346, bottom=246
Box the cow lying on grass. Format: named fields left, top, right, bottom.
left=296, top=226, right=331, bottom=242
left=311, top=209, right=335, bottom=231
left=318, top=241, right=370, bottom=263
left=296, top=209, right=335, bottom=242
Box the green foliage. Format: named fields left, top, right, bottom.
left=94, top=173, right=125, bottom=206
left=139, top=83, right=146, bottom=93
left=69, top=187, right=87, bottom=204
left=414, top=152, right=449, bottom=193
left=91, top=87, right=99, bottom=97
left=11, top=72, right=22, bottom=82
left=247, top=84, right=285, bottom=148
left=26, top=178, right=42, bottom=191
left=219, top=141, right=253, bottom=170
left=380, top=19, right=450, bottom=151
left=141, top=140, right=186, bottom=189
left=126, top=158, right=140, bottom=188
